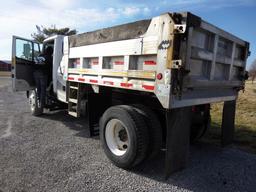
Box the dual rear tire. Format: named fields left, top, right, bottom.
left=100, top=105, right=162, bottom=168
left=190, top=106, right=211, bottom=143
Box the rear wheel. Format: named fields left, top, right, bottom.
left=100, top=105, right=149, bottom=168
left=190, top=105, right=210, bottom=143
left=132, top=104, right=162, bottom=159
left=29, top=90, right=43, bottom=116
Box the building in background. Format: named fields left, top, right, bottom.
left=0, top=60, right=11, bottom=71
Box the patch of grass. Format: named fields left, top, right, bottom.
left=204, top=81, right=256, bottom=153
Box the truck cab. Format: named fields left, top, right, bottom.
left=12, top=35, right=67, bottom=113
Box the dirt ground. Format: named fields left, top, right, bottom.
left=0, top=77, right=256, bottom=192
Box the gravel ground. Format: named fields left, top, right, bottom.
left=0, top=77, right=256, bottom=192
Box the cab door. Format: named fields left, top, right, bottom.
left=12, top=36, right=41, bottom=91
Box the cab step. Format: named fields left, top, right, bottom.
left=68, top=111, right=79, bottom=117
left=68, top=82, right=81, bottom=118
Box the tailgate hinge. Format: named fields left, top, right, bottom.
left=171, top=60, right=190, bottom=99
left=174, top=24, right=186, bottom=34
left=171, top=60, right=182, bottom=69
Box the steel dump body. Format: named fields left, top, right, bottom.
left=64, top=12, right=249, bottom=109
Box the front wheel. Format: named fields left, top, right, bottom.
left=29, top=90, right=43, bottom=116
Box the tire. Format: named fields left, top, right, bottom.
left=132, top=104, right=162, bottom=159
left=190, top=107, right=210, bottom=143
left=29, top=90, right=43, bottom=116
left=100, top=105, right=149, bottom=168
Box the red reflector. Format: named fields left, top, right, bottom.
left=114, top=61, right=124, bottom=65
left=142, top=85, right=155, bottom=90
left=120, top=83, right=132, bottom=87
left=89, top=79, right=98, bottom=83
left=78, top=78, right=85, bottom=82
left=68, top=77, right=74, bottom=81
left=103, top=81, right=114, bottom=85
left=157, top=73, right=163, bottom=80
left=144, top=60, right=156, bottom=65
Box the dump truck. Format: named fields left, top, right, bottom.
left=12, top=12, right=249, bottom=177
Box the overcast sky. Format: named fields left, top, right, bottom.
left=1, top=0, right=255, bottom=67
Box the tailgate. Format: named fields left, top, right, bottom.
left=170, top=12, right=249, bottom=108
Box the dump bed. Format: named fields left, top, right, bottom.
left=65, top=12, right=249, bottom=109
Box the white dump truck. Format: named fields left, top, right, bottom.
left=12, top=12, right=249, bottom=177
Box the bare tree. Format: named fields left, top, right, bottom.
left=249, top=59, right=256, bottom=83
left=31, top=25, right=77, bottom=43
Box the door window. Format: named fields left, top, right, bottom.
left=16, top=39, right=33, bottom=61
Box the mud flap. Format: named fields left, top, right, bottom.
left=87, top=87, right=112, bottom=137
left=165, top=107, right=191, bottom=179
left=221, top=100, right=236, bottom=147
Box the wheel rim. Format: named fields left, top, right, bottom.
left=105, top=119, right=129, bottom=156
left=29, top=91, right=36, bottom=112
